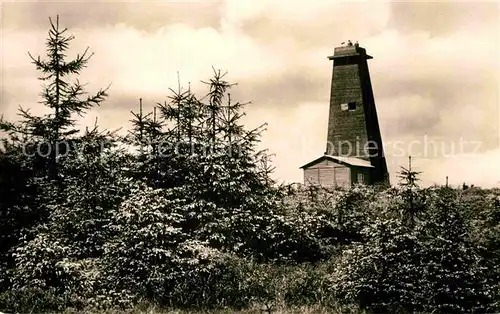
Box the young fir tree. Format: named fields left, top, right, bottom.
left=1, top=16, right=108, bottom=183
left=178, top=69, right=280, bottom=256
left=125, top=98, right=164, bottom=187
left=157, top=78, right=206, bottom=188
left=0, top=17, right=124, bottom=311
left=2, top=15, right=111, bottom=246
left=0, top=15, right=108, bottom=257
left=397, top=156, right=424, bottom=226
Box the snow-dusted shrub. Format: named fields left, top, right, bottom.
left=266, top=184, right=376, bottom=263
left=100, top=186, right=254, bottom=309
left=332, top=187, right=498, bottom=313
left=3, top=232, right=100, bottom=312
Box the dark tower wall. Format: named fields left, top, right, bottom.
left=325, top=45, right=389, bottom=184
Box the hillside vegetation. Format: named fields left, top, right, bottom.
left=1, top=17, right=500, bottom=314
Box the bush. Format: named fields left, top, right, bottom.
left=331, top=187, right=498, bottom=313
left=100, top=186, right=254, bottom=309
left=2, top=232, right=99, bottom=312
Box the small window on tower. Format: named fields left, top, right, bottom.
left=348, top=102, right=357, bottom=111
left=340, top=103, right=348, bottom=111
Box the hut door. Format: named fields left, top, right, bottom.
left=357, top=172, right=364, bottom=183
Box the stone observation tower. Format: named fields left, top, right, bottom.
left=300, top=41, right=390, bottom=187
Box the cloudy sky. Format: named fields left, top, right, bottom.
left=1, top=0, right=499, bottom=187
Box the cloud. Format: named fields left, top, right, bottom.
left=230, top=66, right=330, bottom=108
left=366, top=27, right=499, bottom=148
left=388, top=2, right=499, bottom=37
left=222, top=0, right=390, bottom=47
left=2, top=1, right=223, bottom=31
left=1, top=21, right=288, bottom=114
left=242, top=100, right=328, bottom=183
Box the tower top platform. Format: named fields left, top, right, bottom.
left=328, top=45, right=373, bottom=60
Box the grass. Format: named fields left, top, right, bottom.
left=61, top=303, right=364, bottom=314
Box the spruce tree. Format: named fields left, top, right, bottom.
left=397, top=156, right=423, bottom=226
left=0, top=16, right=118, bottom=310
left=1, top=15, right=108, bottom=182
left=125, top=98, right=164, bottom=187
